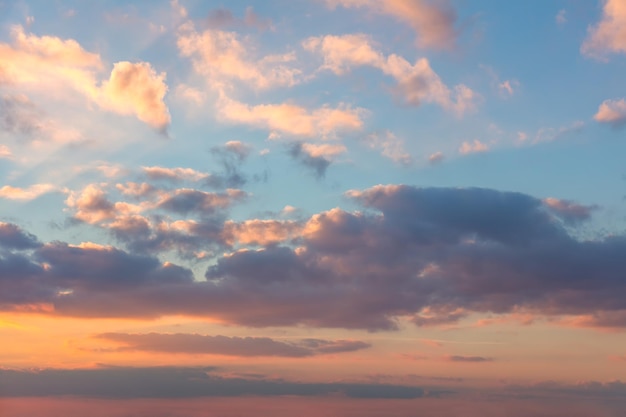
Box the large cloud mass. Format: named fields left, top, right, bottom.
left=1, top=185, right=624, bottom=330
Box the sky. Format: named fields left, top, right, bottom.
left=1, top=0, right=626, bottom=416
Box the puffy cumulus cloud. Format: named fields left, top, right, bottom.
left=98, top=62, right=170, bottom=132
left=66, top=184, right=143, bottom=224
left=36, top=242, right=193, bottom=292
left=0, top=222, right=41, bottom=249
left=304, top=34, right=476, bottom=114
left=64, top=183, right=246, bottom=258
left=0, top=26, right=170, bottom=130
left=222, top=219, right=303, bottom=246
left=176, top=20, right=300, bottom=90
left=217, top=96, right=366, bottom=139
left=5, top=186, right=626, bottom=331
left=324, top=0, right=458, bottom=50
left=95, top=332, right=369, bottom=357
left=594, top=98, right=626, bottom=127
left=581, top=0, right=626, bottom=59
left=458, top=139, right=488, bottom=154
left=363, top=131, right=412, bottom=165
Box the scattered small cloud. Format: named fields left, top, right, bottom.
left=556, top=9, right=567, bottom=25
left=428, top=151, right=444, bottom=164
left=594, top=98, right=626, bottom=128
left=458, top=139, right=489, bottom=154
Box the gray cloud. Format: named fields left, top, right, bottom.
left=0, top=366, right=423, bottom=399
left=0, top=222, right=41, bottom=249
left=95, top=332, right=370, bottom=357
left=288, top=143, right=331, bottom=178
left=445, top=355, right=494, bottom=363
left=3, top=185, right=626, bottom=330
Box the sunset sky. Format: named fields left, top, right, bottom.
left=1, top=0, right=626, bottom=416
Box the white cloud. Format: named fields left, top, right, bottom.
left=363, top=131, right=412, bottom=164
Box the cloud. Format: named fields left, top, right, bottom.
left=542, top=198, right=597, bottom=224
left=304, top=34, right=476, bottom=114
left=324, top=0, right=458, bottom=50
left=498, top=80, right=518, bottom=96
left=594, top=98, right=626, bottom=127
left=98, top=61, right=170, bottom=132
left=222, top=219, right=303, bottom=246
left=95, top=332, right=370, bottom=357
left=0, top=144, right=11, bottom=159
left=4, top=186, right=626, bottom=331
left=155, top=189, right=247, bottom=215
left=0, top=26, right=170, bottom=130
left=363, top=131, right=412, bottom=164
left=0, top=93, right=83, bottom=143
left=458, top=139, right=488, bottom=154
left=0, top=366, right=424, bottom=399
left=217, top=96, right=366, bottom=139
left=556, top=9, right=567, bottom=25
left=0, top=184, right=58, bottom=200
left=444, top=355, right=494, bottom=363
left=177, top=21, right=300, bottom=90
left=581, top=0, right=626, bottom=59
left=0, top=222, right=41, bottom=249
left=428, top=151, right=444, bottom=164
left=142, top=166, right=210, bottom=183
left=288, top=143, right=333, bottom=178
left=206, top=7, right=273, bottom=31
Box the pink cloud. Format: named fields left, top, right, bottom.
left=594, top=98, right=626, bottom=127
left=324, top=0, right=458, bottom=50
left=581, top=0, right=626, bottom=59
